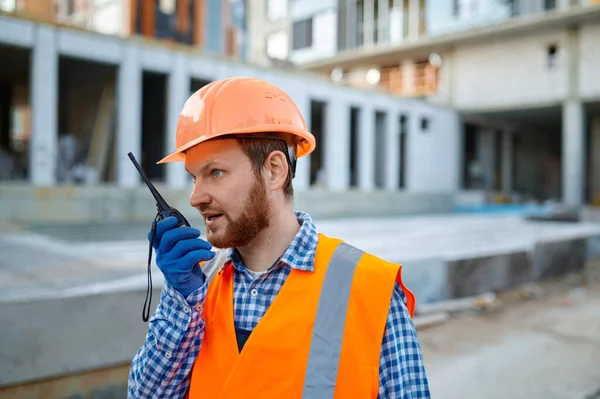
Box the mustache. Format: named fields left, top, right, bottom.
left=197, top=206, right=224, bottom=214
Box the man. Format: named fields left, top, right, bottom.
left=128, top=77, right=431, bottom=398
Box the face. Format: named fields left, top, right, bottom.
left=185, top=139, right=271, bottom=249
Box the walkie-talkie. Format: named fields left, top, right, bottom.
left=127, top=152, right=190, bottom=322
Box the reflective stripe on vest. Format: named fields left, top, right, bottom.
left=302, top=242, right=364, bottom=398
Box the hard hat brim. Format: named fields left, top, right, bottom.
left=157, top=124, right=316, bottom=164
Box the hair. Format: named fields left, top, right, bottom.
left=236, top=137, right=294, bottom=199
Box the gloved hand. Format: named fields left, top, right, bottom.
left=148, top=216, right=216, bottom=297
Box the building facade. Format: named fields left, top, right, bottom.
left=294, top=0, right=600, bottom=207
left=0, top=0, right=247, bottom=57
left=0, top=11, right=460, bottom=200
left=246, top=0, right=293, bottom=67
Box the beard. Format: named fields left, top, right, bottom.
left=202, top=175, right=271, bottom=249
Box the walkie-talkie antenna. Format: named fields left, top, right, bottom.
left=127, top=152, right=171, bottom=213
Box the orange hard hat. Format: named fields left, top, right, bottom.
left=157, top=77, right=316, bottom=165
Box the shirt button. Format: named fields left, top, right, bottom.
left=195, top=305, right=202, bottom=312
left=165, top=351, right=172, bottom=359
left=183, top=307, right=190, bottom=313
left=250, top=288, right=258, bottom=297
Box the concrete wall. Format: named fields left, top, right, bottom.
left=246, top=0, right=290, bottom=66
left=449, top=30, right=569, bottom=110
left=405, top=104, right=462, bottom=192
left=89, top=0, right=125, bottom=36
left=579, top=23, right=600, bottom=101
left=289, top=0, right=337, bottom=64
left=425, top=0, right=512, bottom=36
left=432, top=21, right=600, bottom=111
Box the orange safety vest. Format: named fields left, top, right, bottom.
left=188, top=233, right=416, bottom=398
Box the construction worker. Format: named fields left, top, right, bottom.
left=128, top=77, right=431, bottom=398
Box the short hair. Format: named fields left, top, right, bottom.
left=237, top=137, right=294, bottom=199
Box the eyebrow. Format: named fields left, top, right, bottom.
left=186, top=160, right=225, bottom=175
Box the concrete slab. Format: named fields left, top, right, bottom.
left=0, top=288, right=162, bottom=387
left=2, top=213, right=600, bottom=387
left=447, top=251, right=532, bottom=298
left=532, top=238, right=587, bottom=280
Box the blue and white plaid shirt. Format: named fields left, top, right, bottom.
left=128, top=211, right=430, bottom=398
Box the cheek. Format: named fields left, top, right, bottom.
left=219, top=175, right=254, bottom=211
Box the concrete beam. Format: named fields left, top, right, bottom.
left=0, top=14, right=34, bottom=47
left=300, top=5, right=600, bottom=72
left=57, top=29, right=122, bottom=64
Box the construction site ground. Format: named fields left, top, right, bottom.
left=2, top=213, right=600, bottom=398
left=419, top=263, right=600, bottom=399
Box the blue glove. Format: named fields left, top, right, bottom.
left=148, top=216, right=216, bottom=297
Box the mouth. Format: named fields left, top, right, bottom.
left=204, top=213, right=224, bottom=223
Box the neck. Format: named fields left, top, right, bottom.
left=236, top=205, right=300, bottom=273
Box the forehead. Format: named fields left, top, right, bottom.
left=184, top=138, right=243, bottom=168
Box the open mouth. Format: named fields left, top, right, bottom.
left=207, top=214, right=223, bottom=222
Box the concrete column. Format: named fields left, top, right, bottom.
left=166, top=52, right=190, bottom=189
left=561, top=27, right=584, bottom=207
left=385, top=111, right=399, bottom=190
left=363, top=0, right=375, bottom=47
left=30, top=26, right=58, bottom=186
left=345, top=0, right=357, bottom=49
left=501, top=127, right=513, bottom=193
left=408, top=0, right=420, bottom=39
left=358, top=105, right=375, bottom=191
left=293, top=95, right=311, bottom=191
left=325, top=100, right=350, bottom=191
left=116, top=44, right=142, bottom=187
left=378, top=0, right=390, bottom=44
left=404, top=111, right=422, bottom=191
left=477, top=127, right=496, bottom=191
left=562, top=100, right=585, bottom=207
left=389, top=1, right=404, bottom=44
left=589, top=117, right=600, bottom=203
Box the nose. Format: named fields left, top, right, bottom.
left=189, top=181, right=212, bottom=209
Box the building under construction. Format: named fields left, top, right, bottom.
left=0, top=8, right=460, bottom=223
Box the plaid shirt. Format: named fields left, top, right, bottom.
left=128, top=211, right=430, bottom=398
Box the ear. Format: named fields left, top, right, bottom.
left=264, top=150, right=289, bottom=193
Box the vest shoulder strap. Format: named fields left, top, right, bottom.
left=200, top=249, right=229, bottom=284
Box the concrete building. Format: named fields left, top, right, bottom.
left=0, top=10, right=461, bottom=223
left=0, top=0, right=247, bottom=57
left=246, top=0, right=293, bottom=67
left=295, top=0, right=600, bottom=207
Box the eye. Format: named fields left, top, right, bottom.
left=189, top=173, right=196, bottom=183
left=211, top=169, right=223, bottom=178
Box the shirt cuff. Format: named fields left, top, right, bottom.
left=155, top=281, right=208, bottom=327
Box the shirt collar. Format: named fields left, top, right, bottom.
left=222, top=211, right=318, bottom=273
